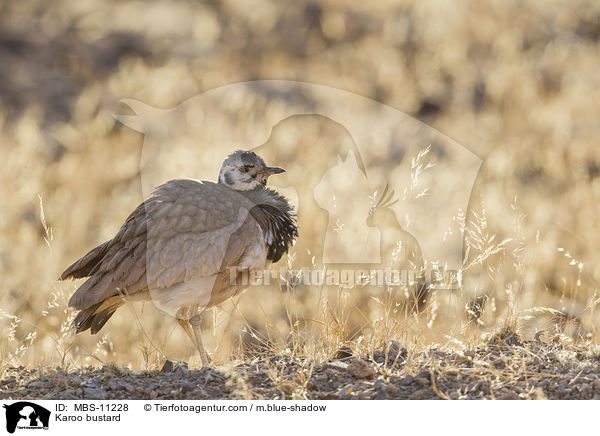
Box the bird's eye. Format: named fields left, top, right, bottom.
left=240, top=166, right=249, bottom=173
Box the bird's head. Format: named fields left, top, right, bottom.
left=219, top=150, right=285, bottom=191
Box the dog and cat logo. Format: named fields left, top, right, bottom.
left=117, top=80, right=482, bottom=300
left=2, top=402, right=50, bottom=433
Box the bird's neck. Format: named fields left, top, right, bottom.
left=239, top=185, right=291, bottom=212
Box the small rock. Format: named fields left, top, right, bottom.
left=337, top=384, right=353, bottom=396
left=409, top=389, right=426, bottom=400
left=388, top=340, right=407, bottom=359
left=374, top=390, right=387, bottom=400
left=415, top=376, right=429, bottom=386
left=504, top=335, right=522, bottom=346
left=161, top=360, right=175, bottom=372
left=347, top=359, right=376, bottom=379
left=106, top=379, right=121, bottom=391
left=174, top=365, right=188, bottom=376
left=83, top=387, right=107, bottom=399
left=324, top=360, right=349, bottom=371
left=417, top=370, right=430, bottom=379
left=373, top=351, right=386, bottom=364
left=401, top=375, right=415, bottom=385
left=161, top=360, right=188, bottom=373
left=373, top=379, right=386, bottom=390
left=335, top=346, right=353, bottom=359
left=497, top=390, right=519, bottom=400
left=123, top=382, right=136, bottom=394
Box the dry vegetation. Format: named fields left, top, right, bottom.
left=1, top=0, right=600, bottom=399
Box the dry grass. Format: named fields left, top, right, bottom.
left=1, top=0, right=600, bottom=392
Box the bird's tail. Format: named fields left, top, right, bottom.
left=72, top=296, right=125, bottom=334
left=59, top=240, right=111, bottom=280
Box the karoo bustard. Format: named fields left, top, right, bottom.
left=59, top=150, right=298, bottom=366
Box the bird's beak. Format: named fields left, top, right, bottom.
left=261, top=166, right=286, bottom=176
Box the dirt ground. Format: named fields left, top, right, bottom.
left=2, top=335, right=599, bottom=400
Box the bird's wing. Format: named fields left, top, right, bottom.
left=68, top=180, right=262, bottom=310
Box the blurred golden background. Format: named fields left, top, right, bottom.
left=1, top=0, right=600, bottom=369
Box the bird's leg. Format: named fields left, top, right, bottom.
left=176, top=306, right=199, bottom=353
left=189, top=310, right=210, bottom=367
left=176, top=318, right=196, bottom=350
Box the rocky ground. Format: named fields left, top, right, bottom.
left=2, top=334, right=600, bottom=400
